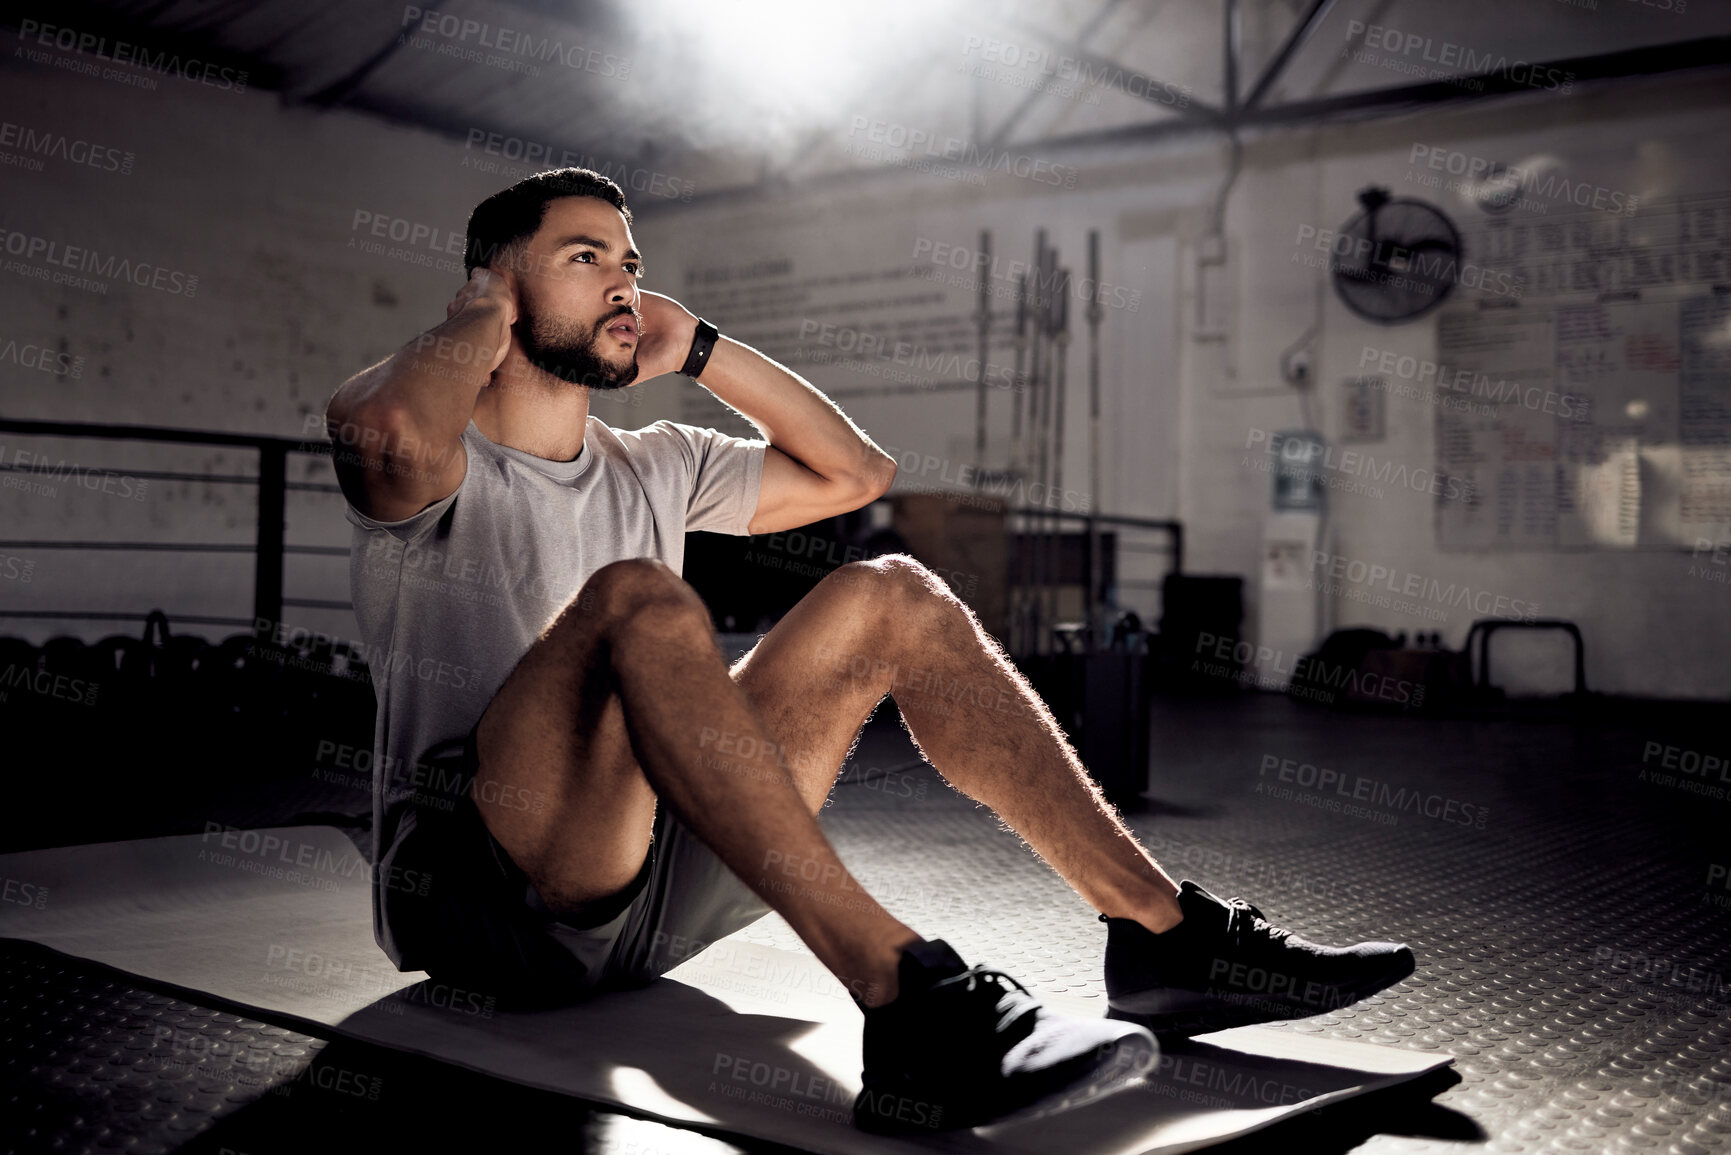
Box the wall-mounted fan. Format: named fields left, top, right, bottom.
left=1330, top=186, right=1463, bottom=324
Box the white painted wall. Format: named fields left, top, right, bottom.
left=1186, top=75, right=1731, bottom=700
left=637, top=74, right=1731, bottom=698
left=2, top=47, right=1726, bottom=698
left=0, top=56, right=654, bottom=646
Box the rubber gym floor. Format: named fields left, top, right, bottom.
left=2, top=689, right=1727, bottom=1155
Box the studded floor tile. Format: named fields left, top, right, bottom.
left=2, top=692, right=1728, bottom=1154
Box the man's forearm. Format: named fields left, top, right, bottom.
left=698, top=335, right=895, bottom=490
left=328, top=301, right=509, bottom=448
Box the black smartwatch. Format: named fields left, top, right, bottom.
left=679, top=318, right=720, bottom=380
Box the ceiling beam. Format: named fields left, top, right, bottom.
left=1242, top=0, right=1336, bottom=112
left=993, top=3, right=1221, bottom=139
left=302, top=0, right=452, bottom=107
left=648, top=31, right=1731, bottom=215
left=984, top=0, right=1129, bottom=148
left=993, top=33, right=1731, bottom=155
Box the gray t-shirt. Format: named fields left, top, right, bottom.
left=342, top=416, right=766, bottom=966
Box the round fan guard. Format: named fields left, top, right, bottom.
left=1330, top=187, right=1463, bottom=324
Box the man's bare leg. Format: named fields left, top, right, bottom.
left=469, top=557, right=917, bottom=1005
left=739, top=553, right=1412, bottom=1042
left=472, top=550, right=1181, bottom=1008
left=465, top=552, right=1168, bottom=1132
left=738, top=554, right=1185, bottom=934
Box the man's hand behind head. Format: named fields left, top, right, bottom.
left=448, top=265, right=519, bottom=322
left=448, top=267, right=519, bottom=374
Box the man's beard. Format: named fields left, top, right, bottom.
left=520, top=307, right=640, bottom=391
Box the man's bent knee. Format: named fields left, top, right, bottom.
left=538, top=559, right=706, bottom=651
left=575, top=558, right=691, bottom=615
left=582, top=558, right=710, bottom=639
left=827, top=553, right=957, bottom=620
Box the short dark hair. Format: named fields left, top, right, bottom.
left=464, top=167, right=631, bottom=273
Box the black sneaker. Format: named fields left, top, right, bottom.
left=854, top=938, right=1157, bottom=1134
left=1102, top=880, right=1415, bottom=1036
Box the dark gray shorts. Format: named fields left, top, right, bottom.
left=380, top=723, right=771, bottom=1010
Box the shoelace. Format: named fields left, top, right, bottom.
left=1226, top=897, right=1294, bottom=956
left=928, top=965, right=1039, bottom=1036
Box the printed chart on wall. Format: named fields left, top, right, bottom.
left=668, top=222, right=992, bottom=442
left=662, top=214, right=1153, bottom=479
left=1434, top=294, right=1731, bottom=550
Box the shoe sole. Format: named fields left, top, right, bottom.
left=854, top=1031, right=1159, bottom=1134
left=1107, top=955, right=1416, bottom=1038
left=989, top=1030, right=1159, bottom=1128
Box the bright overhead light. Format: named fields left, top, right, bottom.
left=646, top=0, right=964, bottom=121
